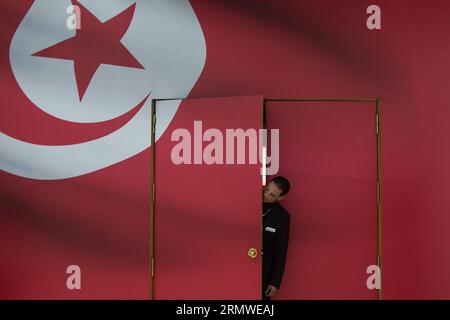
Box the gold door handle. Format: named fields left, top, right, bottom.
left=248, top=248, right=258, bottom=259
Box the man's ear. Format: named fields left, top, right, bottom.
left=278, top=195, right=285, bottom=201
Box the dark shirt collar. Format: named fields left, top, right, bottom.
left=263, top=201, right=278, bottom=215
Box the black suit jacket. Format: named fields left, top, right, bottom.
left=262, top=201, right=290, bottom=289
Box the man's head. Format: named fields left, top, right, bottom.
left=263, top=176, right=291, bottom=203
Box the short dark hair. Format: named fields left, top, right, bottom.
left=272, top=176, right=291, bottom=196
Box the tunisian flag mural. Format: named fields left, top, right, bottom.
left=0, top=0, right=205, bottom=299
left=1, top=0, right=450, bottom=299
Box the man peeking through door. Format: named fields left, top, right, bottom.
left=262, top=176, right=291, bottom=300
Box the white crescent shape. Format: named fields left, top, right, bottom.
left=0, top=97, right=180, bottom=180
left=1, top=0, right=206, bottom=180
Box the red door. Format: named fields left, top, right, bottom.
left=153, top=96, right=263, bottom=299
left=266, top=100, right=379, bottom=299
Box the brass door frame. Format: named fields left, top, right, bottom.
left=263, top=97, right=382, bottom=300
left=150, top=97, right=382, bottom=300
left=150, top=98, right=185, bottom=300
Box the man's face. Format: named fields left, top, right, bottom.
left=263, top=181, right=284, bottom=203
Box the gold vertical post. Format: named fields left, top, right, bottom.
left=150, top=98, right=156, bottom=300
left=261, top=98, right=267, bottom=299
left=375, top=98, right=382, bottom=300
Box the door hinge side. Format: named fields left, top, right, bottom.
left=377, top=181, right=381, bottom=204
left=152, top=183, right=155, bottom=204
left=151, top=257, right=154, bottom=278
left=376, top=114, right=380, bottom=135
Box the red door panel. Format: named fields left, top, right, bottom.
left=266, top=101, right=378, bottom=299
left=153, top=96, right=263, bottom=299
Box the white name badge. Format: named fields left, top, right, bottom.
left=265, top=227, right=276, bottom=233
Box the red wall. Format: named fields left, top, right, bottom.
left=187, top=0, right=450, bottom=299
left=1, top=0, right=449, bottom=299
